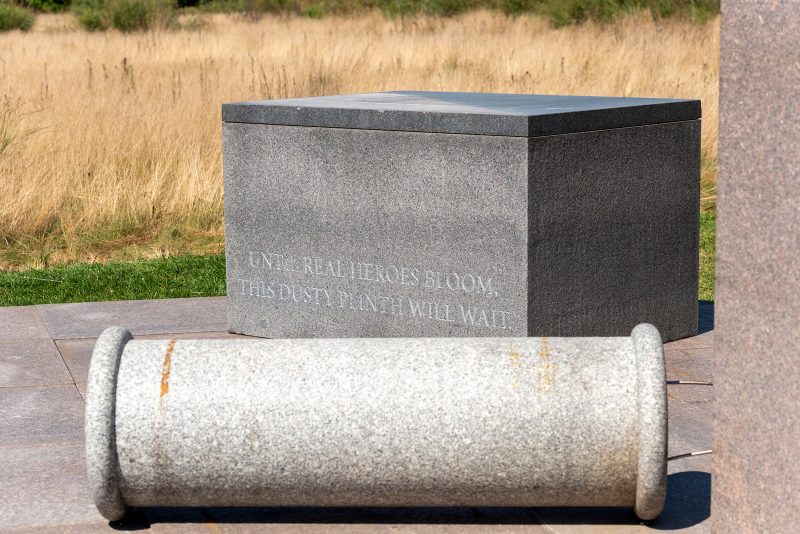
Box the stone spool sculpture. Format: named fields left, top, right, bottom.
left=85, top=324, right=667, bottom=522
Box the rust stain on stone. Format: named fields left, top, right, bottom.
left=160, top=339, right=176, bottom=399
left=536, top=336, right=557, bottom=397
left=509, top=340, right=523, bottom=390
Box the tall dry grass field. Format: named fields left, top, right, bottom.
left=0, top=12, right=718, bottom=269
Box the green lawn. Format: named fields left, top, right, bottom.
left=0, top=215, right=716, bottom=306
left=0, top=254, right=225, bottom=306
left=698, top=211, right=715, bottom=302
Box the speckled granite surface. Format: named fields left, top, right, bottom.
left=0, top=297, right=713, bottom=532
left=222, top=120, right=700, bottom=340
left=715, top=1, right=800, bottom=531
left=223, top=93, right=700, bottom=342
left=85, top=326, right=665, bottom=520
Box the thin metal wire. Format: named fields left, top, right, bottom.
left=668, top=450, right=713, bottom=461
left=665, top=379, right=713, bottom=461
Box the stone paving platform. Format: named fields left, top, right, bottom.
left=0, top=298, right=714, bottom=533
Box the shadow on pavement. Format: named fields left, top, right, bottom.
left=524, top=471, right=710, bottom=530
left=650, top=471, right=711, bottom=530
left=111, top=471, right=710, bottom=530
left=698, top=301, right=714, bottom=334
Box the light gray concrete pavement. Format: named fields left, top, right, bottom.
left=0, top=297, right=713, bottom=533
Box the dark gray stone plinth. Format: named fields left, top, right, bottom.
left=223, top=92, right=700, bottom=341
left=714, top=2, right=800, bottom=532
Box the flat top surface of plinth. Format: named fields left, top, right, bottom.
left=222, top=91, right=701, bottom=137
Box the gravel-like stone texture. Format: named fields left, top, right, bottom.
left=85, top=326, right=667, bottom=521
left=224, top=115, right=699, bottom=341
left=714, top=1, right=800, bottom=531
left=84, top=326, right=132, bottom=521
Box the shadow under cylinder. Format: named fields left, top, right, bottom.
left=85, top=324, right=667, bottom=522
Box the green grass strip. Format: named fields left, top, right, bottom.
left=0, top=254, right=225, bottom=307
left=698, top=211, right=715, bottom=303
left=1, top=218, right=716, bottom=307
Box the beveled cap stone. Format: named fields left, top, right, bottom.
left=222, top=91, right=701, bottom=137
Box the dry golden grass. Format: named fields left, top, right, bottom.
left=0, top=12, right=719, bottom=269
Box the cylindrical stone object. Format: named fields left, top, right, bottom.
left=85, top=324, right=667, bottom=522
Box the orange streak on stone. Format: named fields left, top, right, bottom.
left=160, top=339, right=177, bottom=399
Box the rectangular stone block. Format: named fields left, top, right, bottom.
left=0, top=338, right=72, bottom=388
left=223, top=92, right=700, bottom=341
left=37, top=297, right=228, bottom=340
left=0, top=385, right=85, bottom=447
left=0, top=445, right=105, bottom=531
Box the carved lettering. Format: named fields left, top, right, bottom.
left=238, top=250, right=513, bottom=330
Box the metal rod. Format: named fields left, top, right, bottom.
left=668, top=450, right=713, bottom=461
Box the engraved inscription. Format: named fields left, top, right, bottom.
left=246, top=251, right=499, bottom=297
left=236, top=250, right=516, bottom=331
